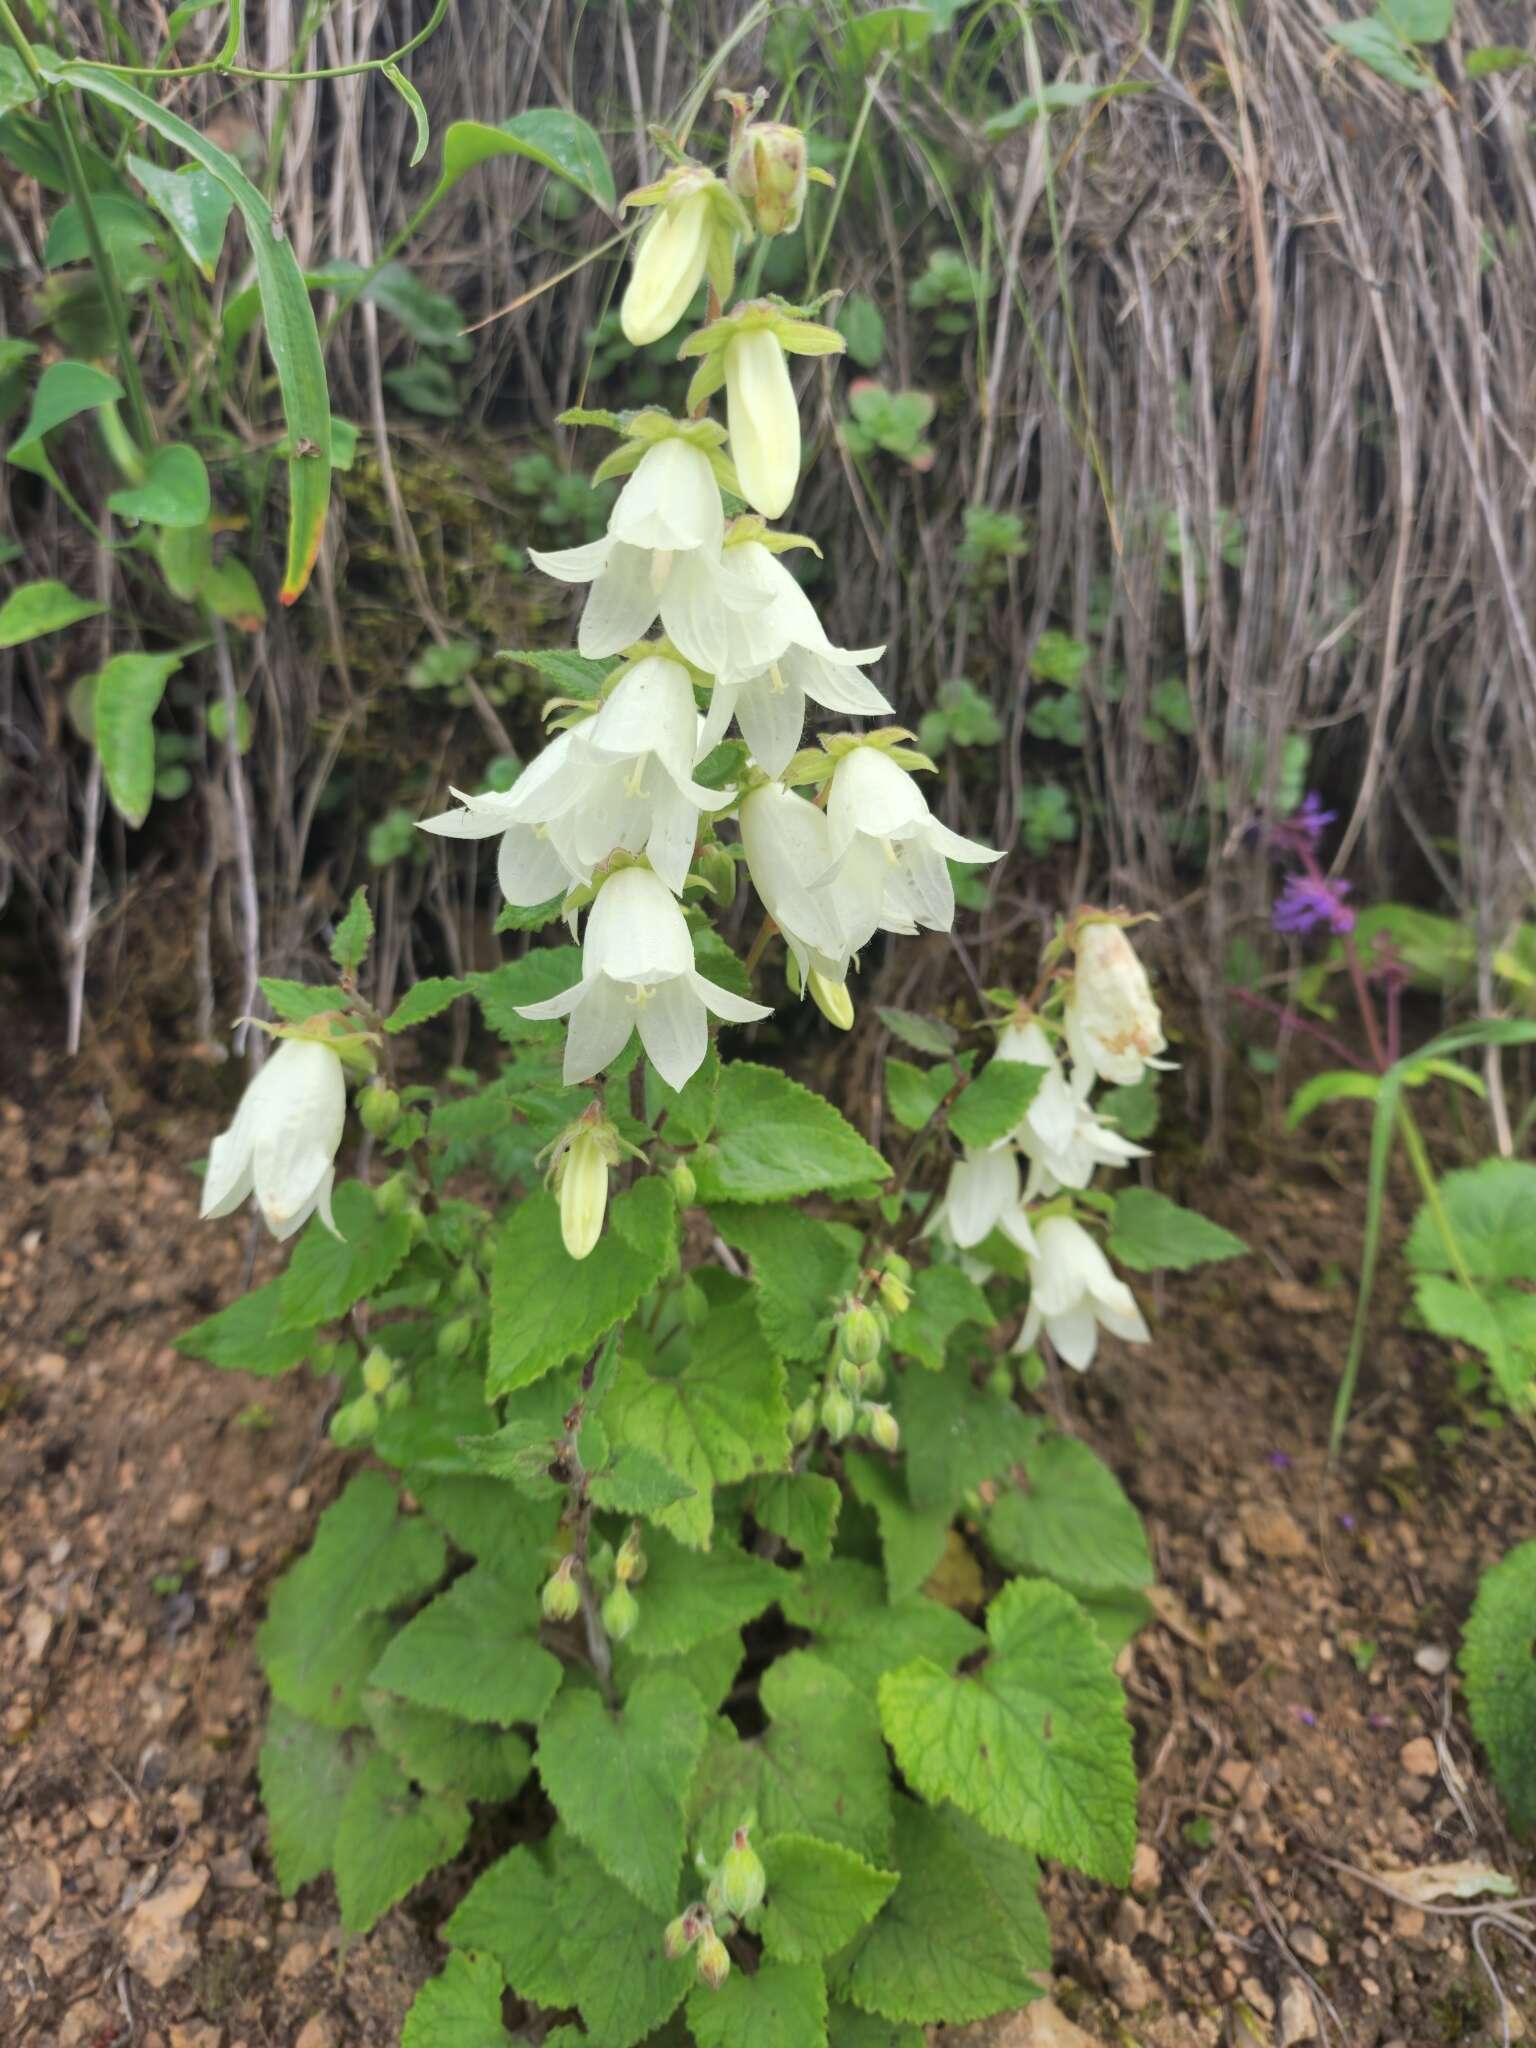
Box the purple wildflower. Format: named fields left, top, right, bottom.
left=1254, top=791, right=1337, bottom=859
left=1268, top=1450, right=1292, bottom=1469
left=1273, top=873, right=1355, bottom=937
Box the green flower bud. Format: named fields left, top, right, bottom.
left=405, top=1203, right=428, bottom=1243
left=615, top=1525, right=646, bottom=1585
left=541, top=1556, right=582, bottom=1623
left=358, top=1081, right=401, bottom=1137
left=374, top=1170, right=412, bottom=1216
left=788, top=1395, right=817, bottom=1445
left=809, top=970, right=854, bottom=1031
left=986, top=1362, right=1014, bottom=1401
left=863, top=1402, right=900, bottom=1454
left=695, top=1926, right=731, bottom=1991
left=840, top=1302, right=882, bottom=1366
left=329, top=1391, right=379, bottom=1447
left=663, top=1910, right=700, bottom=1961
left=452, top=1261, right=482, bottom=1305
left=361, top=1346, right=394, bottom=1396
left=602, top=1581, right=639, bottom=1642
left=860, top=1360, right=886, bottom=1398
left=728, top=120, right=812, bottom=238
left=704, top=1872, right=728, bottom=1922
left=836, top=1352, right=865, bottom=1396
left=436, top=1315, right=474, bottom=1361
left=821, top=1387, right=855, bottom=1442
left=383, top=1378, right=411, bottom=1412
left=717, top=1826, right=766, bottom=1917
left=668, top=1159, right=698, bottom=1208
left=876, top=1266, right=911, bottom=1316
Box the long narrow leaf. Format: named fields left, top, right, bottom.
left=41, top=59, right=331, bottom=603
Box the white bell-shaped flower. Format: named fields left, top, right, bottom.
left=200, top=1037, right=346, bottom=1242
left=1015, top=1214, right=1150, bottom=1372
left=529, top=438, right=766, bottom=674
left=996, top=1020, right=1148, bottom=1194
left=697, top=540, right=890, bottom=776
left=417, top=741, right=582, bottom=909
left=622, top=188, right=714, bottom=346
left=818, top=744, right=1003, bottom=954
left=725, top=329, right=800, bottom=519
left=737, top=783, right=850, bottom=986
left=1064, top=920, right=1173, bottom=1087
left=517, top=865, right=770, bottom=1091
left=933, top=1146, right=1037, bottom=1254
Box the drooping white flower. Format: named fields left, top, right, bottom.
left=556, top=1119, right=620, bottom=1261
left=1064, top=919, right=1173, bottom=1087
left=725, top=329, right=800, bottom=520
left=200, top=1037, right=346, bottom=1241
left=996, top=1020, right=1148, bottom=1194
left=529, top=438, right=766, bottom=674
left=737, top=783, right=850, bottom=986
left=697, top=540, right=890, bottom=775
left=1015, top=1214, right=1150, bottom=1372
left=818, top=744, right=1003, bottom=954
left=622, top=186, right=714, bottom=345
left=517, top=865, right=770, bottom=1091
left=933, top=1146, right=1037, bottom=1254
left=416, top=741, right=581, bottom=909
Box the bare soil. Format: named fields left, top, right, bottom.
left=3, top=1033, right=1533, bottom=2048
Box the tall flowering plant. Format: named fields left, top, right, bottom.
left=183, top=94, right=1245, bottom=2045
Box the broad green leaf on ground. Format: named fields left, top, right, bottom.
left=363, top=1693, right=532, bottom=1803
left=107, top=443, right=210, bottom=527
left=126, top=152, right=234, bottom=276
left=553, top=1835, right=694, bottom=2048
left=401, top=1951, right=510, bottom=2048
left=896, top=1371, right=1040, bottom=1512
left=748, top=1471, right=841, bottom=1563
left=887, top=1262, right=994, bottom=1372
left=1461, top=1538, right=1536, bottom=1830
left=536, top=1672, right=707, bottom=1911
left=948, top=1060, right=1045, bottom=1148
left=690, top=1652, right=893, bottom=1863
left=780, top=1558, right=983, bottom=1702
left=409, top=1473, right=560, bottom=1586
left=369, top=1565, right=562, bottom=1727
left=258, top=1705, right=360, bottom=1894
left=879, top=1579, right=1136, bottom=1883
left=445, top=1846, right=576, bottom=2009
left=387, top=975, right=470, bottom=1031
left=626, top=1529, right=787, bottom=1657
left=612, top=1629, right=742, bottom=1715
left=8, top=359, right=123, bottom=490
left=490, top=1181, right=676, bottom=1395
left=1405, top=1159, right=1536, bottom=1283
left=826, top=1800, right=1050, bottom=2025
left=258, top=1473, right=446, bottom=1727
left=174, top=1276, right=311, bottom=1374
left=1107, top=1188, right=1246, bottom=1272
left=0, top=579, right=105, bottom=646
left=692, top=1062, right=889, bottom=1203
left=983, top=1433, right=1152, bottom=1596
left=828, top=2007, right=924, bottom=2048
left=1325, top=18, right=1433, bottom=90
left=687, top=1959, right=828, bottom=2048
left=437, top=110, right=616, bottom=214
left=761, top=1834, right=898, bottom=1962
left=844, top=1452, right=951, bottom=1602
left=277, top=1181, right=412, bottom=1329
left=91, top=650, right=186, bottom=827
left=1412, top=1275, right=1536, bottom=1403
left=333, top=1749, right=470, bottom=1934
left=709, top=1203, right=860, bottom=1359
left=602, top=1291, right=790, bottom=1548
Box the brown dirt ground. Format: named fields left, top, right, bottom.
left=3, top=1031, right=1535, bottom=2048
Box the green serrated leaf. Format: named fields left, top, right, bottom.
left=445, top=1846, right=576, bottom=2009
left=827, top=2006, right=923, bottom=2048
left=1405, top=1159, right=1536, bottom=1284
left=553, top=1834, right=693, bottom=2047
left=331, top=886, right=374, bottom=972
left=387, top=976, right=469, bottom=1032
left=369, top=1565, right=562, bottom=1727
left=589, top=1445, right=697, bottom=1516
left=536, top=1671, right=707, bottom=1912
left=1107, top=1187, right=1246, bottom=1273
left=257, top=976, right=348, bottom=1022
left=749, top=1471, right=841, bottom=1564
left=887, top=1262, right=994, bottom=1373
left=692, top=1063, right=889, bottom=1204
left=781, top=1559, right=984, bottom=1703
left=761, top=1835, right=898, bottom=1962
left=878, top=1579, right=1136, bottom=1883
left=1463, top=1539, right=1536, bottom=1831
left=277, top=1181, right=412, bottom=1330
left=947, top=1060, right=1045, bottom=1148
left=0, top=578, right=106, bottom=646
left=876, top=1007, right=956, bottom=1057
left=983, top=1433, right=1152, bottom=1597
left=334, top=1748, right=469, bottom=1934
left=473, top=948, right=584, bottom=1043
left=499, top=646, right=618, bottom=695
left=363, top=1692, right=532, bottom=1803
left=401, top=1951, right=510, bottom=2048
left=490, top=1181, right=677, bottom=1395
left=896, top=1373, right=1039, bottom=1513
left=258, top=1704, right=360, bottom=1895
left=687, top=1958, right=829, bottom=2048
left=628, top=1530, right=788, bottom=1658
left=709, top=1203, right=860, bottom=1360
left=885, top=1057, right=952, bottom=1134
left=844, top=1453, right=951, bottom=1602
left=174, top=1276, right=311, bottom=1375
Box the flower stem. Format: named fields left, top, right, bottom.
left=1228, top=987, right=1371, bottom=1072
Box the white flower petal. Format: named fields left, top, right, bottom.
left=1046, top=1305, right=1100, bottom=1372
left=578, top=544, right=660, bottom=656
left=726, top=330, right=801, bottom=520
left=530, top=535, right=612, bottom=584
left=783, top=646, right=892, bottom=716
left=657, top=550, right=730, bottom=673
left=200, top=1122, right=255, bottom=1219
left=610, top=438, right=723, bottom=554
left=691, top=973, right=773, bottom=1025
left=926, top=817, right=1005, bottom=865
left=562, top=980, right=636, bottom=1083
left=583, top=866, right=694, bottom=982
left=732, top=669, right=807, bottom=778
left=944, top=1148, right=1020, bottom=1248
left=636, top=976, right=710, bottom=1090
left=645, top=781, right=702, bottom=896
left=498, top=824, right=572, bottom=907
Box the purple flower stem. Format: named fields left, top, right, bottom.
left=1386, top=973, right=1402, bottom=1067
left=1229, top=987, right=1373, bottom=1073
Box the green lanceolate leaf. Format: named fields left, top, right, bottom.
left=445, top=1846, right=576, bottom=2009
left=368, top=1565, right=562, bottom=1727
left=386, top=975, right=469, bottom=1031
left=383, top=60, right=430, bottom=169
left=692, top=1063, right=890, bottom=1204
left=90, top=649, right=188, bottom=827
left=687, top=1959, right=829, bottom=2048
left=402, top=1951, right=510, bottom=2048
left=760, top=1834, right=898, bottom=1962
left=535, top=1671, right=707, bottom=1912
left=330, top=885, right=374, bottom=971
left=878, top=1578, right=1136, bottom=1883
left=0, top=579, right=105, bottom=646
left=107, top=443, right=211, bottom=528
left=1106, top=1187, right=1246, bottom=1273
left=333, top=1749, right=470, bottom=1934
left=258, top=1704, right=361, bottom=1895
left=125, top=152, right=234, bottom=277
left=1462, top=1539, right=1536, bottom=1831
left=436, top=109, right=616, bottom=215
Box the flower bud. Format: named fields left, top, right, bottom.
left=668, top=1159, right=698, bottom=1208
left=558, top=1122, right=611, bottom=1262
left=615, top=1524, right=646, bottom=1585
left=663, top=1910, right=700, bottom=1961
left=836, top=1352, right=866, bottom=1396
left=695, top=1926, right=731, bottom=1991
left=789, top=1395, right=817, bottom=1444
left=860, top=1359, right=886, bottom=1398
left=821, top=1386, right=855, bottom=1442
left=602, top=1581, right=639, bottom=1642
left=622, top=181, right=714, bottom=347
left=728, top=120, right=810, bottom=237
left=452, top=1261, right=482, bottom=1305
left=704, top=1872, right=728, bottom=1922
left=717, top=1826, right=766, bottom=1917
left=724, top=327, right=799, bottom=520
left=1065, top=917, right=1170, bottom=1087
left=541, top=1555, right=582, bottom=1623
left=374, top=1170, right=412, bottom=1216
left=383, top=1378, right=411, bottom=1412
left=986, top=1362, right=1014, bottom=1401
left=436, top=1315, right=474, bottom=1361
left=840, top=1301, right=882, bottom=1366
left=358, top=1081, right=401, bottom=1137
left=361, top=1346, right=395, bottom=1396
left=876, top=1260, right=912, bottom=1316
left=863, top=1402, right=900, bottom=1454
left=696, top=842, right=738, bottom=909
left=809, top=969, right=854, bottom=1032
left=329, top=1391, right=379, bottom=1447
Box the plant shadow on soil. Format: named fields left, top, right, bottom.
left=2, top=995, right=1533, bottom=2048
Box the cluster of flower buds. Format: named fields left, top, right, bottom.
left=330, top=1342, right=411, bottom=1447
left=667, top=1821, right=767, bottom=1992
left=934, top=915, right=1173, bottom=1373
left=796, top=1291, right=899, bottom=1449
left=600, top=1523, right=647, bottom=1640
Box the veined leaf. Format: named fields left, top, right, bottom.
left=0, top=579, right=105, bottom=646
left=8, top=359, right=124, bottom=491
left=90, top=648, right=187, bottom=827
left=436, top=109, right=616, bottom=215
